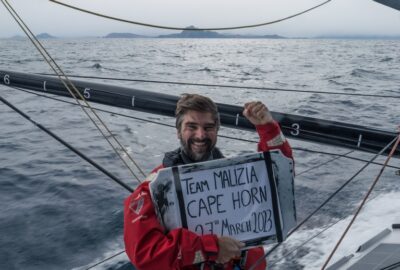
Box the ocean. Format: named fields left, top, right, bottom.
left=0, top=38, right=399, bottom=270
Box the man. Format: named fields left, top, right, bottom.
left=124, top=94, right=293, bottom=270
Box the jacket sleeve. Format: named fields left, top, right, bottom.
left=255, top=121, right=293, bottom=159
left=124, top=180, right=219, bottom=270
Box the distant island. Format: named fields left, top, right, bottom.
left=104, top=32, right=148, bottom=38
left=3, top=29, right=400, bottom=40
left=36, top=33, right=56, bottom=39
left=103, top=26, right=285, bottom=39
left=6, top=33, right=56, bottom=40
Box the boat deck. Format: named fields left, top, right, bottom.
left=328, top=224, right=400, bottom=270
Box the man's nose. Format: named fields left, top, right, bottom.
left=195, top=127, right=207, bottom=139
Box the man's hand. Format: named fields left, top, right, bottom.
left=243, top=101, right=273, bottom=126
left=216, top=236, right=245, bottom=264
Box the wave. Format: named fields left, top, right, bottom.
left=380, top=57, right=393, bottom=62
left=91, top=63, right=102, bottom=69
left=350, top=68, right=397, bottom=81
left=328, top=79, right=346, bottom=86
left=198, top=67, right=212, bottom=72
left=351, top=68, right=377, bottom=77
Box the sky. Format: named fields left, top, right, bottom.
left=0, top=0, right=400, bottom=38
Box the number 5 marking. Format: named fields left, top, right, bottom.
left=83, top=88, right=91, bottom=99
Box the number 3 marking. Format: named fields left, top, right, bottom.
left=291, top=123, right=300, bottom=136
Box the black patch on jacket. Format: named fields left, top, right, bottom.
left=162, top=147, right=224, bottom=168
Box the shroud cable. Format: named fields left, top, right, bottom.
left=49, top=0, right=332, bottom=31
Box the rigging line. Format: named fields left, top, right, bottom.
left=49, top=0, right=332, bottom=31
left=11, top=77, right=397, bottom=154
left=13, top=76, right=399, bottom=154
left=3, top=0, right=146, bottom=181
left=292, top=147, right=400, bottom=169
left=8, top=86, right=400, bottom=170
left=8, top=80, right=389, bottom=151
left=296, top=150, right=355, bottom=176
left=280, top=123, right=381, bottom=148
left=85, top=250, right=126, bottom=270
left=7, top=87, right=368, bottom=270
left=1, top=0, right=146, bottom=181
left=38, top=73, right=400, bottom=100
left=268, top=192, right=382, bottom=268
left=248, top=135, right=398, bottom=270
left=17, top=76, right=398, bottom=150
left=280, top=121, right=397, bottom=152
left=0, top=94, right=134, bottom=193
left=380, top=261, right=400, bottom=270
left=321, top=130, right=400, bottom=270
left=0, top=0, right=143, bottom=181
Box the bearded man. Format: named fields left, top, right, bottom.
left=124, top=94, right=293, bottom=270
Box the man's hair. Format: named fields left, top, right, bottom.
left=175, top=94, right=220, bottom=131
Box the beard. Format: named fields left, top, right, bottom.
left=180, top=137, right=215, bottom=162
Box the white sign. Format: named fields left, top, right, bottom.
left=150, top=151, right=295, bottom=246
left=179, top=160, right=277, bottom=242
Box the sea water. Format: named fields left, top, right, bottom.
left=0, top=38, right=399, bottom=269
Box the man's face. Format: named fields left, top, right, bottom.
left=177, top=110, right=218, bottom=162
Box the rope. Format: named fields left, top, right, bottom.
left=292, top=147, right=399, bottom=169
left=1, top=0, right=146, bottom=182
left=3, top=85, right=399, bottom=269
left=267, top=192, right=382, bottom=268
left=9, top=76, right=395, bottom=152
left=6, top=85, right=400, bottom=171
left=5, top=76, right=390, bottom=152
left=85, top=250, right=126, bottom=270
left=296, top=150, right=354, bottom=176
left=49, top=0, right=332, bottom=31
left=321, top=129, right=400, bottom=270
left=380, top=261, right=400, bottom=270
left=0, top=94, right=134, bottom=193
left=248, top=135, right=398, bottom=270
left=38, top=73, right=400, bottom=100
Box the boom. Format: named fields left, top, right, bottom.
left=1, top=70, right=398, bottom=156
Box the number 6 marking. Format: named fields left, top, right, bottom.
left=83, top=88, right=91, bottom=99
left=291, top=123, right=300, bottom=136
left=4, top=74, right=10, bottom=85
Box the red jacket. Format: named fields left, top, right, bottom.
left=124, top=121, right=293, bottom=270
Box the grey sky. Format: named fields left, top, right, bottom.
left=1, top=0, right=400, bottom=38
